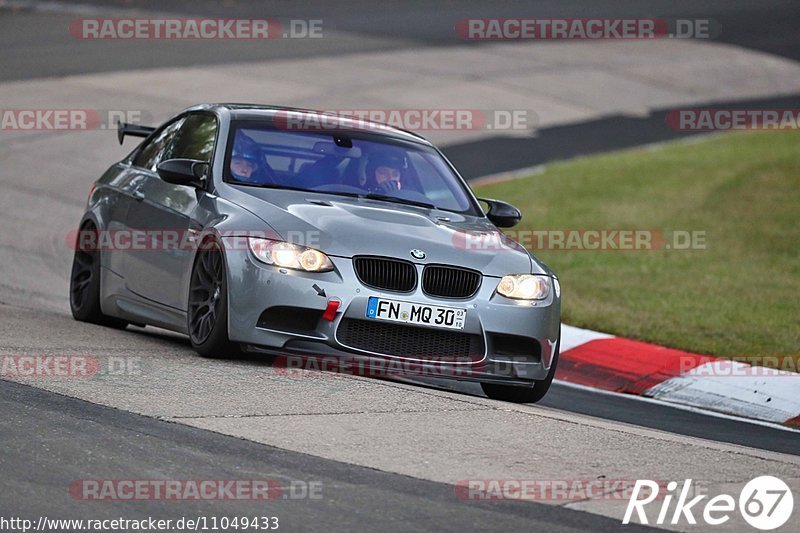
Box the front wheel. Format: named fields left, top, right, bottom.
left=69, top=223, right=128, bottom=329
left=481, top=337, right=560, bottom=403
left=187, top=241, right=240, bottom=358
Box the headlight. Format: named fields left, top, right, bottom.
left=496, top=274, right=551, bottom=300
left=248, top=238, right=334, bottom=272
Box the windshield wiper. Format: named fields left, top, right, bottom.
left=361, top=193, right=436, bottom=209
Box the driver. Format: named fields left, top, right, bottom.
left=230, top=133, right=267, bottom=184
left=365, top=151, right=406, bottom=194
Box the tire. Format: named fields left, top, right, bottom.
left=481, top=336, right=560, bottom=403
left=69, top=223, right=128, bottom=329
left=187, top=240, right=240, bottom=359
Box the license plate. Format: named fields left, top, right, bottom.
left=366, top=297, right=466, bottom=330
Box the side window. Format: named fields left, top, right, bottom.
left=132, top=118, right=185, bottom=171
left=167, top=114, right=218, bottom=162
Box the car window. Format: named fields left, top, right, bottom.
left=407, top=152, right=471, bottom=207
left=167, top=114, right=218, bottom=162
left=226, top=122, right=478, bottom=214
left=132, top=117, right=185, bottom=171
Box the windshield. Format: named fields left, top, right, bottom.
left=224, top=121, right=479, bottom=214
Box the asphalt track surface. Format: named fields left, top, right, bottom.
left=3, top=0, right=800, bottom=174
left=1, top=1, right=799, bottom=531
left=3, top=0, right=800, bottom=79
left=1, top=379, right=655, bottom=532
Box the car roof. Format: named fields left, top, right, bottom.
left=187, top=103, right=433, bottom=146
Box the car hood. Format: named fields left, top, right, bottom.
left=226, top=187, right=544, bottom=277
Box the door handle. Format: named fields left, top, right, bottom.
left=132, top=188, right=145, bottom=201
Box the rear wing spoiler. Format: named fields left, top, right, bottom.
left=117, top=121, right=156, bottom=145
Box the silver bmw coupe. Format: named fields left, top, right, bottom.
left=70, top=104, right=561, bottom=402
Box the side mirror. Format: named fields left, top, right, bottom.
left=156, top=158, right=208, bottom=187
left=479, top=197, right=522, bottom=228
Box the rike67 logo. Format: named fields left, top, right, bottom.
left=624, top=476, right=793, bottom=530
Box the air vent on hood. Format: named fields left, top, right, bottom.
left=307, top=199, right=333, bottom=206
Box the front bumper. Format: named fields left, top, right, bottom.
left=226, top=252, right=560, bottom=383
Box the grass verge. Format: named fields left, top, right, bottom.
left=473, top=131, right=800, bottom=357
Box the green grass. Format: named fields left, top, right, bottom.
left=473, top=131, right=800, bottom=357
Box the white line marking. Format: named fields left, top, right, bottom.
left=646, top=361, right=800, bottom=423
left=554, top=379, right=800, bottom=433
left=560, top=323, right=614, bottom=352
